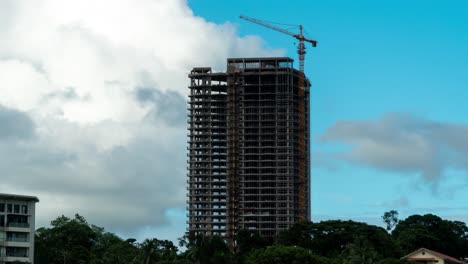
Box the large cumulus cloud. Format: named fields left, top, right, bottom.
left=0, top=0, right=283, bottom=234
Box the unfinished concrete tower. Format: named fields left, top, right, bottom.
left=187, top=57, right=310, bottom=243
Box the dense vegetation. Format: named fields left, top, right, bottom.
left=33, top=212, right=468, bottom=264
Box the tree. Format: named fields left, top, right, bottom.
left=276, top=221, right=314, bottom=250
left=236, top=229, right=270, bottom=257
left=134, top=238, right=179, bottom=264
left=35, top=214, right=97, bottom=264
left=393, top=214, right=468, bottom=258
left=90, top=231, right=139, bottom=264
left=35, top=214, right=141, bottom=264
left=245, top=246, right=314, bottom=264
left=345, top=236, right=378, bottom=264
left=277, top=220, right=400, bottom=260
left=376, top=259, right=417, bottom=264
left=180, top=232, right=232, bottom=264
left=382, top=210, right=399, bottom=232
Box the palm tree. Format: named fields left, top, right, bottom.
left=345, top=236, right=378, bottom=264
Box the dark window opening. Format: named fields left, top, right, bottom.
left=21, top=205, right=28, bottom=214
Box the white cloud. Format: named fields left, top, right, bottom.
left=0, top=0, right=283, bottom=236
left=320, top=113, right=468, bottom=183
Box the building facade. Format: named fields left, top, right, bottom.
left=187, top=57, right=310, bottom=242
left=0, top=193, right=39, bottom=264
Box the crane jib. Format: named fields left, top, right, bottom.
left=239, top=15, right=317, bottom=72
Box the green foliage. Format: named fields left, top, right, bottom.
left=35, top=214, right=180, bottom=264
left=311, top=255, right=342, bottom=264
left=89, top=228, right=140, bottom=264
left=245, top=246, right=339, bottom=264
left=133, top=238, right=179, bottom=264
left=236, top=229, right=270, bottom=255
left=392, top=214, right=468, bottom=258
left=376, top=259, right=417, bottom=264
left=276, top=221, right=314, bottom=249
left=181, top=232, right=232, bottom=264
left=382, top=210, right=399, bottom=231
left=344, top=236, right=378, bottom=264
left=34, top=213, right=468, bottom=264
left=245, top=246, right=313, bottom=264
left=277, top=220, right=400, bottom=260
left=35, top=214, right=97, bottom=264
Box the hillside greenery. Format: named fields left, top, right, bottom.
left=33, top=212, right=468, bottom=264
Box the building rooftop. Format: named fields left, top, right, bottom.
left=402, top=248, right=464, bottom=264
left=0, top=193, right=39, bottom=202
left=227, top=57, right=294, bottom=62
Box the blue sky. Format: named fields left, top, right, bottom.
left=188, top=0, right=468, bottom=226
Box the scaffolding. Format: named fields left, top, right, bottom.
left=298, top=71, right=306, bottom=221
left=226, top=65, right=239, bottom=247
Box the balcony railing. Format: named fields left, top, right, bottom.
left=7, top=237, right=29, bottom=242
left=7, top=222, right=30, bottom=228
left=6, top=252, right=28, bottom=257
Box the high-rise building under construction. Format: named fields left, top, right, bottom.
left=187, top=57, right=310, bottom=242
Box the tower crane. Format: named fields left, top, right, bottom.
left=239, top=15, right=317, bottom=72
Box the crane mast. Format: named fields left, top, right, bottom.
left=240, top=15, right=316, bottom=222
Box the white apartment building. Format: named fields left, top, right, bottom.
left=0, top=193, right=39, bottom=264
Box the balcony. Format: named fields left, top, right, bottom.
left=7, top=222, right=30, bottom=228
left=7, top=237, right=29, bottom=243
left=5, top=247, right=29, bottom=259
left=2, top=256, right=30, bottom=264
left=6, top=252, right=29, bottom=257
